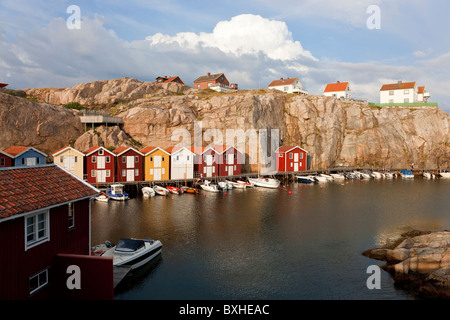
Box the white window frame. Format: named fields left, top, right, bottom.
left=29, top=268, right=49, bottom=295
left=68, top=202, right=75, bottom=230
left=25, top=211, right=50, bottom=250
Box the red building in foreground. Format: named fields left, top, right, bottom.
left=0, top=164, right=113, bottom=300
left=276, top=146, right=308, bottom=172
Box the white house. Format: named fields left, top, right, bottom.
left=166, top=146, right=195, bottom=180
left=323, top=81, right=351, bottom=99
left=379, top=81, right=429, bottom=104
left=268, top=77, right=308, bottom=94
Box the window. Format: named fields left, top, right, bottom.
left=135, top=169, right=139, bottom=176
left=300, top=153, right=304, bottom=159
left=284, top=86, right=288, bottom=92
left=60, top=157, right=64, bottom=163
left=404, top=98, right=409, bottom=103
left=279, top=154, right=283, bottom=158
left=98, top=149, right=104, bottom=155
left=122, top=156, right=126, bottom=163
left=135, top=156, right=139, bottom=163
left=68, top=203, right=75, bottom=229
left=91, top=170, right=96, bottom=177
left=22, top=158, right=25, bottom=165
left=162, top=156, right=165, bottom=161
left=106, top=170, right=110, bottom=177
left=29, top=269, right=48, bottom=295
left=176, top=155, right=179, bottom=161
left=389, top=99, right=394, bottom=103
left=404, top=89, right=409, bottom=94
left=106, top=156, right=110, bottom=163
left=25, top=211, right=49, bottom=249
left=389, top=91, right=394, bottom=96
left=92, top=156, right=96, bottom=163
left=1, top=158, right=5, bottom=166
left=289, top=153, right=293, bottom=159
left=122, top=170, right=126, bottom=177
left=150, top=156, right=153, bottom=162
left=36, top=157, right=40, bottom=164
left=75, top=156, right=78, bottom=163
left=187, top=156, right=190, bottom=161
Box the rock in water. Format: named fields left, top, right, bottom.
left=363, top=230, right=450, bottom=299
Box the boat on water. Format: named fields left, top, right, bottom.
left=384, top=172, right=395, bottom=179
left=296, top=175, right=316, bottom=184
left=200, top=180, right=220, bottom=192
left=372, top=171, right=383, bottom=179
left=153, top=185, right=169, bottom=196
left=439, top=171, right=450, bottom=178
left=181, top=186, right=199, bottom=194
left=330, top=173, right=345, bottom=180
left=423, top=172, right=435, bottom=179
left=359, top=171, right=373, bottom=179
left=313, top=175, right=328, bottom=183
left=95, top=192, right=109, bottom=202
left=218, top=181, right=233, bottom=190
left=106, top=184, right=129, bottom=201
left=227, top=180, right=247, bottom=189
left=400, top=170, right=415, bottom=179
left=167, top=186, right=183, bottom=194
left=98, top=238, right=162, bottom=270
left=320, top=174, right=334, bottom=181
left=142, top=187, right=155, bottom=198
left=248, top=177, right=280, bottom=189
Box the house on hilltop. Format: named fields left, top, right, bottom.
left=324, top=81, right=351, bottom=100
left=268, top=77, right=308, bottom=95
left=155, top=76, right=185, bottom=85
left=379, top=81, right=431, bottom=104
left=193, top=73, right=237, bottom=92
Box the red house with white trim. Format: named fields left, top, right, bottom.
left=114, top=146, right=144, bottom=182
left=84, top=146, right=115, bottom=184
left=191, top=146, right=219, bottom=178
left=211, top=145, right=243, bottom=177
left=0, top=164, right=113, bottom=300
left=0, top=149, right=13, bottom=168
left=276, top=146, right=308, bottom=172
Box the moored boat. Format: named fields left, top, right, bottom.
left=400, top=170, right=414, bottom=179
left=167, top=186, right=183, bottom=194
left=423, top=172, right=435, bottom=179
left=200, top=180, right=220, bottom=192
left=439, top=171, right=450, bottom=178
left=248, top=177, right=280, bottom=189
left=142, top=187, right=155, bottom=198
left=227, top=180, right=247, bottom=189
left=181, top=186, right=199, bottom=194
left=95, top=192, right=109, bottom=202
left=106, top=184, right=129, bottom=201
left=100, top=238, right=162, bottom=270
left=330, top=173, right=345, bottom=180
left=296, top=175, right=316, bottom=184
left=313, top=175, right=328, bottom=183
left=153, top=185, right=169, bottom=196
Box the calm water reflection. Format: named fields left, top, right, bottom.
left=91, top=178, right=450, bottom=300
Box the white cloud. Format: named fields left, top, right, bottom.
left=146, top=14, right=316, bottom=61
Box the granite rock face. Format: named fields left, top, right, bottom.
left=5, top=78, right=450, bottom=169
left=363, top=230, right=450, bottom=299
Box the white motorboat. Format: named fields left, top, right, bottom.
left=296, top=175, right=316, bottom=184
left=423, top=172, right=435, bottom=179
left=142, top=187, right=155, bottom=197
left=218, top=181, right=228, bottom=190
left=200, top=180, right=220, bottom=192
left=248, top=177, right=280, bottom=189
left=106, top=184, right=129, bottom=201
left=372, top=171, right=383, bottom=179
left=153, top=185, right=169, bottom=196
left=320, top=174, right=334, bottom=181
left=95, top=192, right=109, bottom=202
left=439, top=171, right=450, bottom=178
left=330, top=173, right=345, bottom=180
left=100, top=238, right=162, bottom=270
left=400, top=170, right=415, bottom=179
left=384, top=172, right=395, bottom=179
left=314, top=175, right=328, bottom=183
left=227, top=180, right=247, bottom=189
left=359, top=172, right=373, bottom=179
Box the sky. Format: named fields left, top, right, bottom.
left=1, top=0, right=450, bottom=113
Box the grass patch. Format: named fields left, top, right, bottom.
left=63, top=102, right=85, bottom=110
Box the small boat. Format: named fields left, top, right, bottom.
left=320, top=174, right=334, bottom=181
left=314, top=175, right=328, bottom=183
left=296, top=175, right=316, bottom=184
left=95, top=192, right=109, bottom=202
left=200, top=180, right=220, bottom=192
left=359, top=171, right=373, bottom=179
left=248, top=177, right=280, bottom=189
left=423, top=172, right=435, bottom=179
left=218, top=182, right=229, bottom=190
left=106, top=184, right=129, bottom=201
left=227, top=180, right=246, bottom=189
left=142, top=187, right=155, bottom=198
left=181, top=186, right=199, bottom=194
left=345, top=172, right=358, bottom=179
left=153, top=185, right=169, bottom=196
left=400, top=170, right=414, bottom=179
left=439, top=171, right=450, bottom=178
left=166, top=186, right=183, bottom=194
left=372, top=171, right=383, bottom=179
left=100, top=238, right=162, bottom=270
left=245, top=180, right=255, bottom=187
left=384, top=172, right=395, bottom=179
left=330, top=173, right=345, bottom=180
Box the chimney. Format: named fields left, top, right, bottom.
left=337, top=81, right=340, bottom=83
left=207, top=72, right=210, bottom=76
left=280, top=78, right=283, bottom=80
left=397, top=81, right=402, bottom=86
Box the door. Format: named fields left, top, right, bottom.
left=127, top=169, right=134, bottom=181
left=154, top=168, right=161, bottom=181
left=294, top=163, right=299, bottom=172
left=64, top=156, right=74, bottom=170
left=97, top=170, right=106, bottom=183
left=206, top=166, right=213, bottom=177
left=26, top=157, right=36, bottom=166
left=228, top=165, right=234, bottom=175
left=97, top=156, right=105, bottom=169
left=154, top=155, right=161, bottom=168
left=127, top=156, right=134, bottom=168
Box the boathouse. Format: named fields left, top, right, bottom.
left=114, top=146, right=144, bottom=182
left=166, top=146, right=195, bottom=180
left=276, top=146, right=308, bottom=172
left=0, top=149, right=13, bottom=168
left=211, top=145, right=243, bottom=177
left=0, top=164, right=113, bottom=300
left=84, top=146, right=116, bottom=184
left=51, top=146, right=85, bottom=180
left=193, top=146, right=219, bottom=178
left=140, top=146, right=170, bottom=181
left=3, top=146, right=47, bottom=167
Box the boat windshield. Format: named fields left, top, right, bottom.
left=115, top=239, right=145, bottom=252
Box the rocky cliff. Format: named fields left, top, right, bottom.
left=1, top=78, right=448, bottom=169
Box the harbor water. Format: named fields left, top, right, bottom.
left=91, top=177, right=450, bottom=300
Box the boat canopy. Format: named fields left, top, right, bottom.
left=115, top=238, right=145, bottom=253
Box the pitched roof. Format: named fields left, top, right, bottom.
left=0, top=150, right=14, bottom=158
left=193, top=73, right=225, bottom=83
left=139, top=146, right=170, bottom=156
left=0, top=83, right=8, bottom=88
left=113, top=146, right=143, bottom=156
left=0, top=165, right=99, bottom=219
left=52, top=146, right=84, bottom=157
left=418, top=86, right=425, bottom=94
left=3, top=146, right=47, bottom=158
left=276, top=146, right=308, bottom=154
left=268, top=78, right=298, bottom=87
left=380, top=82, right=416, bottom=91
left=165, top=146, right=195, bottom=155
left=324, top=82, right=349, bottom=92
left=83, top=146, right=114, bottom=156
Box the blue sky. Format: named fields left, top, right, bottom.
left=1, top=0, right=450, bottom=112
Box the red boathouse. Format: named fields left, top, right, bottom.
left=113, top=146, right=144, bottom=182
left=84, top=146, right=115, bottom=184
left=276, top=146, right=308, bottom=172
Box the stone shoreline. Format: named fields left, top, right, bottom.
left=363, top=230, right=450, bottom=299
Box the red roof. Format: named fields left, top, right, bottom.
left=3, top=146, right=29, bottom=156
left=193, top=73, right=226, bottom=83
left=380, top=82, right=416, bottom=91
left=324, top=82, right=349, bottom=92
left=0, top=165, right=98, bottom=219
left=268, top=78, right=298, bottom=87
left=139, top=146, right=170, bottom=156
left=83, top=146, right=114, bottom=156
left=276, top=146, right=308, bottom=154
left=418, top=86, right=425, bottom=94
left=0, top=83, right=8, bottom=88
